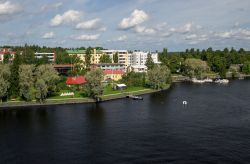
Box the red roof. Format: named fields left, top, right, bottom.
left=66, top=76, right=87, bottom=85
left=104, top=70, right=125, bottom=75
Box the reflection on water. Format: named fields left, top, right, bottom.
left=1, top=79, right=250, bottom=163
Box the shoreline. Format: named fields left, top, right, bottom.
left=1, top=74, right=249, bottom=109
left=0, top=86, right=170, bottom=109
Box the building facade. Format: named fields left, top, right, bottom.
left=34, top=52, right=56, bottom=62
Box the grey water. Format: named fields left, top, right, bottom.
left=1, top=79, right=250, bottom=163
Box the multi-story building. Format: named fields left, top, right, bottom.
left=91, top=63, right=126, bottom=72
left=34, top=52, right=56, bottom=62
left=102, top=50, right=130, bottom=67
left=67, top=49, right=86, bottom=62
left=67, top=49, right=103, bottom=64
left=0, top=48, right=15, bottom=63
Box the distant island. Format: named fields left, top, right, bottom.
left=0, top=45, right=250, bottom=107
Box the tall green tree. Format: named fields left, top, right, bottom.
left=19, top=65, right=34, bottom=101
left=85, top=47, right=92, bottom=69
left=122, top=72, right=145, bottom=87
left=242, top=61, right=250, bottom=74
left=147, top=65, right=171, bottom=89
left=183, top=58, right=210, bottom=79
left=145, top=53, right=155, bottom=70
left=34, top=65, right=59, bottom=103
left=9, top=52, right=22, bottom=98
left=84, top=68, right=104, bottom=99
left=3, top=53, right=11, bottom=64
left=113, top=52, right=118, bottom=63
left=99, top=54, right=112, bottom=63
left=0, top=64, right=11, bottom=102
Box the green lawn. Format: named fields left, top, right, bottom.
left=47, top=86, right=148, bottom=100
left=103, top=85, right=147, bottom=95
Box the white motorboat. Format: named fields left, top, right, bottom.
left=214, top=79, right=229, bottom=84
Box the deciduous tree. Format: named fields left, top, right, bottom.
left=84, top=68, right=104, bottom=99
left=0, top=64, right=11, bottom=102
left=19, top=65, right=34, bottom=101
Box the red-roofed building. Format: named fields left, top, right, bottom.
left=0, top=48, right=16, bottom=63
left=103, top=69, right=125, bottom=81
left=66, top=76, right=87, bottom=85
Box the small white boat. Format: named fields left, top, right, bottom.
left=214, top=79, right=229, bottom=84
left=192, top=78, right=213, bottom=83
left=203, top=78, right=213, bottom=83
left=192, top=78, right=205, bottom=83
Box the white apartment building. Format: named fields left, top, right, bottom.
left=34, top=52, right=56, bottom=62
left=131, top=51, right=160, bottom=66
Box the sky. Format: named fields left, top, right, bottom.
left=0, top=0, right=250, bottom=51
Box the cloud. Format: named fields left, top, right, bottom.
left=76, top=18, right=102, bottom=30
left=41, top=2, right=63, bottom=12
left=239, top=28, right=250, bottom=36
left=117, top=35, right=127, bottom=41
left=215, top=31, right=235, bottom=39
left=134, top=26, right=156, bottom=35
left=73, top=34, right=100, bottom=41
left=185, top=34, right=208, bottom=45
left=50, top=10, right=82, bottom=26
left=119, top=9, right=148, bottom=29
left=42, top=32, right=55, bottom=39
left=170, top=23, right=193, bottom=34
left=0, top=1, right=22, bottom=20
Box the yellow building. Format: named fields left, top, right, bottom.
left=103, top=70, right=125, bottom=81
left=67, top=49, right=103, bottom=65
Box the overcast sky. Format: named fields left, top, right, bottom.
left=0, top=0, right=250, bottom=51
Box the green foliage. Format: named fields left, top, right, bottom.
left=122, top=71, right=145, bottom=87
left=145, top=53, right=155, bottom=70
left=19, top=65, right=34, bottom=101
left=85, top=47, right=92, bottom=69
left=9, top=52, right=22, bottom=98
left=3, top=53, right=11, bottom=64
left=99, top=54, right=112, bottom=63
left=35, top=79, right=48, bottom=103
left=242, top=61, right=250, bottom=74
left=34, top=65, right=59, bottom=103
left=68, top=63, right=86, bottom=76
left=147, top=65, right=171, bottom=89
left=183, top=58, right=209, bottom=79
left=0, top=64, right=11, bottom=102
left=113, top=52, right=118, bottom=63
left=84, top=68, right=104, bottom=99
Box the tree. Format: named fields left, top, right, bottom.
left=9, top=52, right=22, bottom=98
left=145, top=53, right=155, bottom=70
left=0, top=64, right=11, bottom=102
left=183, top=58, right=210, bottom=79
left=3, top=53, right=11, bottom=64
left=19, top=65, right=34, bottom=101
left=99, top=54, right=112, bottom=63
left=84, top=68, right=104, bottom=99
left=113, top=52, right=118, bottom=63
left=85, top=47, right=92, bottom=69
left=34, top=65, right=59, bottom=103
left=147, top=65, right=171, bottom=89
left=242, top=61, right=250, bottom=74
left=122, top=71, right=145, bottom=87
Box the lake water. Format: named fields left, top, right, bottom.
left=1, top=79, right=250, bottom=163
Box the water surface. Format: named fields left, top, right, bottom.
left=1, top=79, right=250, bottom=163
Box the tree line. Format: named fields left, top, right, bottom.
left=159, top=47, right=250, bottom=78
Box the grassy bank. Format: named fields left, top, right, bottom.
left=0, top=85, right=170, bottom=108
